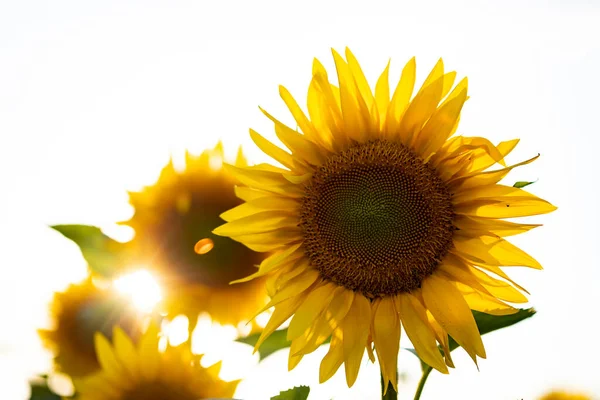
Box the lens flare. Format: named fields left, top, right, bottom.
left=194, top=238, right=214, bottom=255
left=113, top=269, right=162, bottom=313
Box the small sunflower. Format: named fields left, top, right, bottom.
left=39, top=277, right=145, bottom=378
left=73, top=323, right=239, bottom=400
left=122, top=143, right=268, bottom=329
left=214, top=48, right=556, bottom=391
left=539, top=391, right=592, bottom=400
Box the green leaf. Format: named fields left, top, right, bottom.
left=237, top=328, right=330, bottom=361
left=410, top=308, right=536, bottom=400
left=449, top=308, right=536, bottom=351
left=513, top=180, right=536, bottom=189
left=51, top=224, right=128, bottom=277
left=28, top=377, right=62, bottom=400
left=270, top=386, right=310, bottom=400
left=408, top=308, right=536, bottom=360
left=237, top=328, right=288, bottom=360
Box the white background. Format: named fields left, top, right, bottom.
left=0, top=0, right=598, bottom=399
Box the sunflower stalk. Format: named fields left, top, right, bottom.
left=413, top=365, right=432, bottom=400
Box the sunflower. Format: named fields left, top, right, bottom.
left=539, top=391, right=592, bottom=400
left=39, top=277, right=146, bottom=378
left=121, top=143, right=268, bottom=330
left=73, top=323, right=239, bottom=400
left=213, top=48, right=556, bottom=391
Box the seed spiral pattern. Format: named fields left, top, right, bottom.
left=300, top=140, right=455, bottom=297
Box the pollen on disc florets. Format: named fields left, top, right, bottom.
left=300, top=139, right=455, bottom=297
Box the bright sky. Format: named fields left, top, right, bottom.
left=0, top=1, right=599, bottom=399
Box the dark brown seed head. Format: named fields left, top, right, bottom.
left=300, top=140, right=454, bottom=297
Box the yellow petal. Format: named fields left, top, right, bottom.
left=225, top=163, right=288, bottom=186
left=273, top=258, right=311, bottom=292
left=439, top=74, right=465, bottom=105
left=259, top=269, right=320, bottom=311
left=440, top=255, right=528, bottom=303
left=291, top=312, right=336, bottom=356
left=220, top=196, right=298, bottom=222
left=426, top=312, right=455, bottom=368
left=287, top=343, right=306, bottom=371
left=113, top=327, right=140, bottom=380
left=432, top=136, right=506, bottom=177
left=373, top=297, right=400, bottom=393
left=287, top=283, right=337, bottom=340
left=385, top=57, right=416, bottom=135
left=439, top=254, right=493, bottom=295
left=440, top=72, right=458, bottom=100
left=421, top=58, right=444, bottom=89
left=470, top=139, right=520, bottom=172
left=235, top=145, right=247, bottom=167
left=462, top=258, right=528, bottom=294
left=456, top=282, right=520, bottom=316
left=422, top=274, right=486, bottom=362
left=263, top=105, right=328, bottom=166
left=231, top=242, right=303, bottom=283
left=345, top=48, right=375, bottom=108
left=279, top=85, right=318, bottom=140
left=469, top=268, right=528, bottom=303
left=213, top=211, right=298, bottom=236
left=231, top=228, right=302, bottom=252
left=94, top=333, right=129, bottom=388
left=342, top=295, right=371, bottom=387
left=319, top=329, right=344, bottom=383
left=255, top=294, right=307, bottom=350
left=332, top=49, right=367, bottom=142
left=137, top=324, right=161, bottom=381
left=417, top=85, right=468, bottom=158
left=324, top=287, right=355, bottom=328
left=450, top=154, right=539, bottom=190
left=307, top=82, right=337, bottom=152
left=234, top=186, right=272, bottom=202
left=396, top=293, right=448, bottom=373
left=374, top=60, right=391, bottom=126
left=311, top=59, right=344, bottom=131
left=453, top=235, right=543, bottom=269
left=249, top=129, right=296, bottom=171
left=397, top=73, right=445, bottom=146
left=454, top=185, right=557, bottom=218
left=454, top=215, right=540, bottom=237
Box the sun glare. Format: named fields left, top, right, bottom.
left=165, top=315, right=190, bottom=346
left=113, top=269, right=162, bottom=313
left=209, top=153, right=223, bottom=170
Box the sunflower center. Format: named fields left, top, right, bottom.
left=300, top=140, right=454, bottom=297
left=75, top=297, right=142, bottom=362
left=135, top=173, right=264, bottom=288
left=121, top=381, right=198, bottom=400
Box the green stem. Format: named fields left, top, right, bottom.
left=380, top=370, right=398, bottom=400
left=413, top=366, right=432, bottom=400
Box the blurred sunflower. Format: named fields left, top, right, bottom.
left=39, top=277, right=145, bottom=378
left=539, top=391, right=592, bottom=400
left=73, top=323, right=239, bottom=400
left=122, top=143, right=268, bottom=330
left=214, top=48, right=556, bottom=391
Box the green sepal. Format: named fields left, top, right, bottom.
left=270, top=386, right=310, bottom=400
left=513, top=180, right=536, bottom=189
